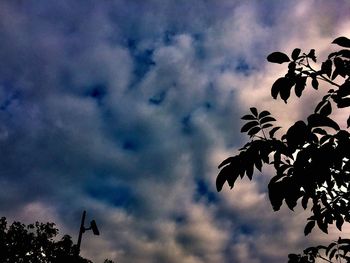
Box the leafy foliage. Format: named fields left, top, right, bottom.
left=217, top=36, right=350, bottom=262
left=0, top=217, right=113, bottom=263
left=288, top=238, right=350, bottom=263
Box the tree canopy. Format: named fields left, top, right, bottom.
left=0, top=217, right=113, bottom=263
left=216, top=36, right=350, bottom=262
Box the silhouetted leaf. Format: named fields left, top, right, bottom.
left=314, top=96, right=330, bottom=113
left=347, top=115, right=350, bottom=128
left=336, top=98, right=350, bottom=108
left=331, top=68, right=339, bottom=80
left=269, top=127, right=281, bottom=138
left=291, top=48, right=301, bottom=60
left=280, top=77, right=295, bottom=103
left=338, top=238, right=350, bottom=244
left=288, top=254, right=299, bottom=263
left=337, top=49, right=350, bottom=58
left=245, top=160, right=254, bottom=180
left=321, top=59, right=332, bottom=77
left=317, top=219, right=328, bottom=234
left=307, top=114, right=340, bottom=130
left=268, top=175, right=287, bottom=211
left=311, top=78, right=319, bottom=90
left=288, top=62, right=296, bottom=73
left=271, top=77, right=283, bottom=99
left=260, top=116, right=276, bottom=124
left=261, top=123, right=273, bottom=129
left=332, top=36, right=350, bottom=48
left=294, top=76, right=307, bottom=97
left=304, top=220, right=315, bottom=236
left=326, top=242, right=337, bottom=256
left=248, top=126, right=261, bottom=137
left=216, top=165, right=230, bottom=191
left=338, top=81, right=350, bottom=97
left=254, top=158, right=263, bottom=172
left=308, top=49, right=316, bottom=62
left=258, top=110, right=271, bottom=119
left=285, top=194, right=298, bottom=210
left=313, top=128, right=327, bottom=135
left=250, top=107, right=258, bottom=117
left=319, top=101, right=332, bottom=116
left=286, top=121, right=308, bottom=149
left=218, top=156, right=235, bottom=169
left=336, top=215, right=344, bottom=231
left=241, top=121, right=259, bottom=133
left=301, top=195, right=309, bottom=209
left=241, top=114, right=256, bottom=120
left=334, top=57, right=346, bottom=77
left=267, top=52, right=290, bottom=64
left=329, top=248, right=337, bottom=260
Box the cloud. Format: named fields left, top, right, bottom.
left=0, top=1, right=349, bottom=263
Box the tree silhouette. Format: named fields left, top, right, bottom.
left=0, top=217, right=114, bottom=263
left=216, top=36, right=350, bottom=262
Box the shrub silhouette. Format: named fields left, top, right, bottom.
left=0, top=217, right=114, bottom=263
left=216, top=36, right=350, bottom=262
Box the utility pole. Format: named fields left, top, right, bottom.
left=76, top=210, right=86, bottom=255
left=76, top=210, right=99, bottom=257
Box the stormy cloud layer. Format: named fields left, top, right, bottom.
left=0, top=1, right=350, bottom=262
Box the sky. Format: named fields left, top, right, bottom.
left=0, top=1, right=350, bottom=262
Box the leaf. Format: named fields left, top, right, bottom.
left=347, top=115, right=350, bottom=128
left=315, top=98, right=327, bottom=113
left=271, top=77, right=283, bottom=99
left=336, top=98, right=350, bottom=108
left=280, top=77, right=295, bottom=103
left=241, top=114, right=256, bottom=120
left=337, top=49, right=350, bottom=58
left=267, top=52, right=290, bottom=64
left=308, top=49, right=317, bottom=62
left=319, top=100, right=332, bottom=116
left=334, top=57, right=346, bottom=77
left=269, top=127, right=281, bottom=138
left=336, top=215, right=344, bottom=231
left=253, top=154, right=263, bottom=172
left=218, top=156, right=235, bottom=169
left=291, top=48, right=301, bottom=60
left=245, top=160, right=254, bottom=180
left=311, top=77, right=319, bottom=90
left=216, top=165, right=232, bottom=191
left=294, top=76, right=307, bottom=97
left=250, top=107, right=258, bottom=117
left=304, top=220, right=315, bottom=235
left=329, top=247, right=337, bottom=260
left=285, top=195, right=298, bottom=210
left=338, top=238, right=350, bottom=244
left=326, top=242, right=337, bottom=256
left=268, top=179, right=285, bottom=211
left=261, top=123, right=273, bottom=129
left=258, top=110, right=271, bottom=119
left=288, top=254, right=299, bottom=262
left=307, top=114, right=340, bottom=130
left=241, top=121, right=259, bottom=133
left=317, top=219, right=328, bottom=234
left=332, top=36, right=350, bottom=48
left=301, top=195, right=309, bottom=209
left=337, top=81, right=350, bottom=97
left=331, top=68, right=339, bottom=80
left=321, top=59, right=332, bottom=77
left=248, top=126, right=261, bottom=137
left=313, top=128, right=327, bottom=135
left=260, top=116, right=276, bottom=124
left=286, top=121, right=308, bottom=149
